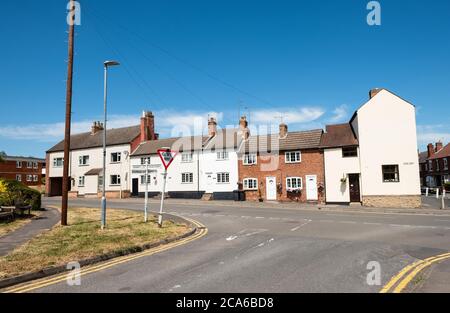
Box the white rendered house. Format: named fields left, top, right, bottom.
left=321, top=89, right=421, bottom=208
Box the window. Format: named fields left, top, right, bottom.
left=140, top=175, right=151, bottom=185
left=217, top=172, right=230, bottom=183
left=436, top=160, right=440, bottom=171
left=181, top=153, right=193, bottom=163
left=26, top=175, right=32, bottom=182
left=285, top=151, right=301, bottom=163
left=382, top=165, right=400, bottom=182
left=425, top=163, right=428, bottom=171
left=110, top=175, right=121, bottom=186
left=78, top=176, right=85, bottom=187
left=182, top=173, right=194, bottom=184
left=286, top=177, right=302, bottom=190
left=16, top=174, right=22, bottom=182
left=342, top=147, right=358, bottom=158
left=33, top=162, right=38, bottom=169
left=16, top=161, right=22, bottom=168
left=140, top=157, right=151, bottom=165
left=444, top=158, right=448, bottom=170
left=79, top=155, right=89, bottom=166
left=243, top=178, right=258, bottom=190
left=428, top=160, right=433, bottom=171
left=33, top=175, right=38, bottom=182
left=111, top=152, right=121, bottom=163
left=217, top=151, right=229, bottom=160
left=243, top=154, right=257, bottom=165
left=27, top=161, right=33, bottom=168
left=53, top=158, right=63, bottom=167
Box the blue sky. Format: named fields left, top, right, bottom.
left=0, top=0, right=449, bottom=157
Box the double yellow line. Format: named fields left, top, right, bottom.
left=380, top=251, right=450, bottom=293
left=3, top=217, right=207, bottom=293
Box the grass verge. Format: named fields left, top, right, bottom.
left=0, top=212, right=42, bottom=238
left=0, top=207, right=191, bottom=279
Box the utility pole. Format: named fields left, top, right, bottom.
left=61, top=0, right=76, bottom=226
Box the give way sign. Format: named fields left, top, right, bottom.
left=157, top=149, right=178, bottom=170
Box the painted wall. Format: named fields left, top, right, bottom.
left=200, top=150, right=239, bottom=193
left=323, top=147, right=361, bottom=202
left=355, top=90, right=421, bottom=196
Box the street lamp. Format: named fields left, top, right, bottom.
left=101, top=60, right=120, bottom=230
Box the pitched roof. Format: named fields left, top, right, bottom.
left=204, top=128, right=244, bottom=151
left=131, top=135, right=209, bottom=156
left=239, top=129, right=323, bottom=154
left=47, top=125, right=141, bottom=153
left=3, top=155, right=45, bottom=162
left=418, top=151, right=428, bottom=163
left=85, top=168, right=103, bottom=176
left=429, top=143, right=450, bottom=160
left=320, top=123, right=358, bottom=148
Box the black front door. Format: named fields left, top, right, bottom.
left=348, top=174, right=361, bottom=203
left=132, top=178, right=139, bottom=197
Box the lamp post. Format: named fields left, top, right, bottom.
left=101, top=60, right=120, bottom=230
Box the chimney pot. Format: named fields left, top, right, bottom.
left=208, top=117, right=217, bottom=137
left=435, top=141, right=443, bottom=152
left=369, top=88, right=382, bottom=99
left=91, top=121, right=104, bottom=135
left=279, top=123, right=288, bottom=138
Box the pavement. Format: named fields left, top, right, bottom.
left=0, top=208, right=60, bottom=257
left=4, top=197, right=441, bottom=293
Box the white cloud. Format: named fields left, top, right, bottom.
left=251, top=107, right=325, bottom=125
left=329, top=104, right=349, bottom=123
left=416, top=124, right=450, bottom=148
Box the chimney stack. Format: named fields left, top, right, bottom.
left=140, top=111, right=155, bottom=142
left=427, top=143, right=435, bottom=158
left=91, top=121, right=104, bottom=135
left=279, top=123, right=288, bottom=139
left=435, top=141, right=443, bottom=152
left=238, top=116, right=250, bottom=140
left=369, top=88, right=382, bottom=99
left=208, top=117, right=217, bottom=137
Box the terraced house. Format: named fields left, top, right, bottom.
left=419, top=142, right=450, bottom=188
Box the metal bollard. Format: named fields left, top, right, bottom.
left=442, top=190, right=446, bottom=210
left=425, top=187, right=429, bottom=197
left=436, top=188, right=439, bottom=199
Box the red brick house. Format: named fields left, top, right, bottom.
left=238, top=124, right=325, bottom=203
left=0, top=154, right=45, bottom=187
left=419, top=142, right=450, bottom=188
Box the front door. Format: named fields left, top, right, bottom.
left=266, top=177, right=277, bottom=200
left=132, top=178, right=139, bottom=197
left=348, top=174, right=361, bottom=203
left=205, top=172, right=214, bottom=193
left=305, top=175, right=318, bottom=201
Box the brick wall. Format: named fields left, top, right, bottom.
left=238, top=149, right=325, bottom=203
left=0, top=159, right=44, bottom=186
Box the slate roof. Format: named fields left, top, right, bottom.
left=131, top=136, right=209, bottom=156
left=320, top=123, right=358, bottom=148
left=418, top=151, right=428, bottom=163
left=2, top=155, right=45, bottom=162
left=239, top=129, right=323, bottom=155
left=204, top=128, right=245, bottom=151
left=47, top=125, right=141, bottom=153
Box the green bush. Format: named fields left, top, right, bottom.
left=0, top=179, right=41, bottom=210
left=445, top=182, right=450, bottom=192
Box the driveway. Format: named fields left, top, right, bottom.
left=20, top=197, right=450, bottom=292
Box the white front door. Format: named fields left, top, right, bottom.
left=205, top=172, right=214, bottom=193
left=266, top=177, right=277, bottom=200
left=305, top=175, right=318, bottom=201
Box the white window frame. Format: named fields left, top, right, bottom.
left=428, top=160, right=433, bottom=171
left=110, top=175, right=121, bottom=186
left=217, top=151, right=229, bottom=161
left=181, top=153, right=193, bottom=163
left=33, top=175, right=38, bottom=182
left=243, top=153, right=257, bottom=165
left=181, top=172, right=194, bottom=184
left=140, top=175, right=151, bottom=185
left=444, top=158, right=448, bottom=170
left=243, top=178, right=258, bottom=190
left=140, top=157, right=151, bottom=165
left=78, top=176, right=85, bottom=187
left=26, top=175, right=33, bottom=182
left=79, top=155, right=89, bottom=166
left=217, top=172, right=230, bottom=184
left=286, top=177, right=303, bottom=191
left=33, top=162, right=38, bottom=169
left=27, top=161, right=33, bottom=168
left=16, top=174, right=22, bottom=182
left=285, top=151, right=301, bottom=163
left=53, top=158, right=63, bottom=167
left=110, top=152, right=122, bottom=163
left=16, top=161, right=22, bottom=168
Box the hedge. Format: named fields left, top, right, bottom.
left=0, top=179, right=42, bottom=210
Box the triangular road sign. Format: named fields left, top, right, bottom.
left=157, top=149, right=178, bottom=170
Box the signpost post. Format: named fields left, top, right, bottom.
left=144, top=158, right=149, bottom=223
left=157, top=148, right=177, bottom=228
